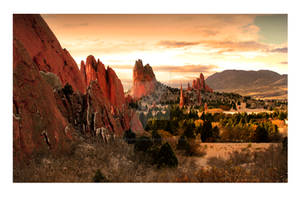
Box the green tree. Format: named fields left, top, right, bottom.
left=62, top=83, right=73, bottom=101
left=177, top=135, right=190, bottom=150
left=134, top=136, right=153, bottom=152
left=123, top=129, right=136, bottom=144
left=183, top=122, right=196, bottom=139
left=200, top=120, right=213, bottom=142
left=156, top=143, right=178, bottom=168
left=278, top=111, right=286, bottom=120
left=253, top=126, right=269, bottom=142
left=93, top=170, right=108, bottom=182
left=152, top=130, right=162, bottom=145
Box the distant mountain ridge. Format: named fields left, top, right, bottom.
left=206, top=70, right=287, bottom=99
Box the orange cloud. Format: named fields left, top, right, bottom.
left=157, top=40, right=200, bottom=48
left=268, top=47, right=288, bottom=53
left=42, top=14, right=288, bottom=79
left=157, top=39, right=271, bottom=53
left=201, top=40, right=269, bottom=52
left=280, top=61, right=288, bottom=64
left=113, top=64, right=218, bottom=73
left=152, top=64, right=218, bottom=73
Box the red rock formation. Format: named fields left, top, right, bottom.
left=190, top=73, right=213, bottom=92
left=13, top=38, right=73, bottom=163
left=200, top=73, right=205, bottom=89
left=13, top=14, right=133, bottom=164
left=130, top=112, right=144, bottom=133
left=204, top=102, right=208, bottom=112
left=85, top=81, right=124, bottom=136
left=13, top=14, right=86, bottom=94
left=192, top=80, right=196, bottom=89
left=131, top=59, right=157, bottom=99
left=107, top=66, right=126, bottom=109
left=205, top=84, right=213, bottom=93
left=179, top=84, right=185, bottom=108
left=195, top=78, right=201, bottom=90
left=80, top=55, right=125, bottom=109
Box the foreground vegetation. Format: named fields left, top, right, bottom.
left=14, top=133, right=287, bottom=182
left=14, top=103, right=287, bottom=182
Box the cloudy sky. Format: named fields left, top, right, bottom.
left=42, top=14, right=287, bottom=90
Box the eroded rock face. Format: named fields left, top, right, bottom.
left=80, top=55, right=125, bottom=109
left=53, top=80, right=130, bottom=138
left=131, top=59, right=157, bottom=99
left=129, top=111, right=144, bottom=133
left=86, top=81, right=124, bottom=136
left=13, top=14, right=86, bottom=93
left=190, top=73, right=213, bottom=92
left=107, top=66, right=126, bottom=109
left=13, top=14, right=133, bottom=164
left=13, top=38, right=73, bottom=163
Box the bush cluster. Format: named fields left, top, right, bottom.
left=93, top=169, right=108, bottom=182
left=124, top=130, right=178, bottom=169
left=123, top=130, right=136, bottom=144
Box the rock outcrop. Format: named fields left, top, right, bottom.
left=190, top=73, right=213, bottom=93
left=13, top=14, right=86, bottom=94
left=13, top=38, right=73, bottom=163
left=13, top=14, right=134, bottom=163
left=179, top=84, right=185, bottom=108
left=180, top=73, right=211, bottom=108
left=131, top=59, right=157, bottom=99
left=129, top=112, right=144, bottom=133
left=80, top=55, right=126, bottom=109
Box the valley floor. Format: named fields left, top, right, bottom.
left=14, top=138, right=287, bottom=182
left=194, top=143, right=276, bottom=167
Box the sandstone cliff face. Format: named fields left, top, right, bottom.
left=53, top=80, right=130, bottom=138
left=13, top=38, right=73, bottom=163
left=13, top=14, right=135, bottom=163
left=129, top=112, right=144, bottom=133
left=13, top=14, right=86, bottom=93
left=80, top=55, right=125, bottom=109
left=131, top=59, right=157, bottom=99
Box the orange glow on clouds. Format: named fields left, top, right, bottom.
left=41, top=14, right=287, bottom=90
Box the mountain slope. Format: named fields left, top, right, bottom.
left=206, top=70, right=287, bottom=99
left=13, top=14, right=135, bottom=164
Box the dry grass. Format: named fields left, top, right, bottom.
left=204, top=144, right=287, bottom=182
left=13, top=137, right=287, bottom=182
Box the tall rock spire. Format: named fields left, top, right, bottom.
left=80, top=55, right=125, bottom=109
left=131, top=59, right=157, bottom=99
left=200, top=73, right=205, bottom=90
left=179, top=84, right=185, bottom=108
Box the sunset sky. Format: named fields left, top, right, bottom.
left=42, top=14, right=287, bottom=90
